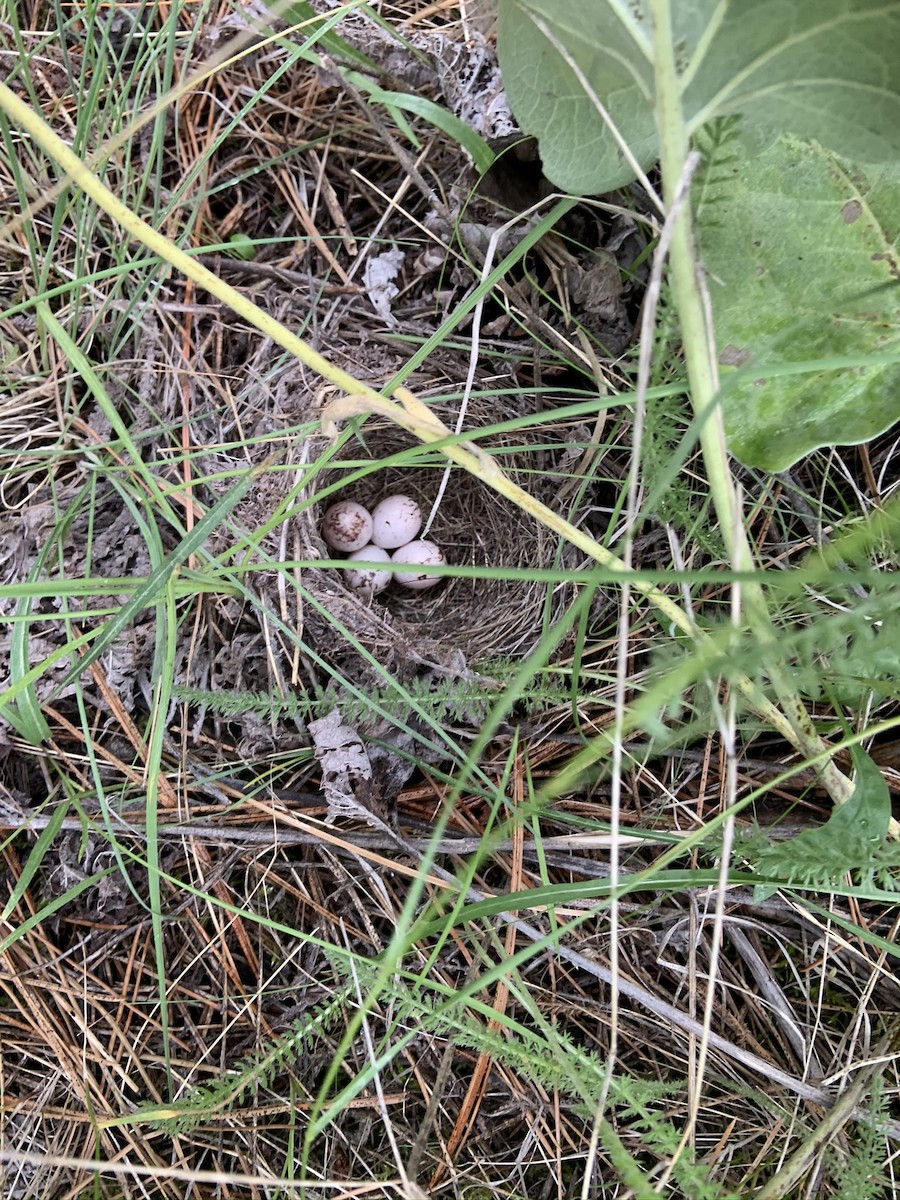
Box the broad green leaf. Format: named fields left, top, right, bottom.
left=497, top=0, right=900, bottom=195
left=699, top=135, right=900, bottom=469
left=497, top=0, right=659, bottom=193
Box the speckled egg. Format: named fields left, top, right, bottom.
left=391, top=539, right=446, bottom=590
left=370, top=494, right=422, bottom=550
left=321, top=500, right=373, bottom=553
left=345, top=545, right=392, bottom=596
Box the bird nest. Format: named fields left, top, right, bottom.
left=297, top=392, right=583, bottom=686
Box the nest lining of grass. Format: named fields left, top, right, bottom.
left=296, top=390, right=585, bottom=679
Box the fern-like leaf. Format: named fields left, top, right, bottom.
left=751, top=748, right=894, bottom=890
left=145, top=984, right=354, bottom=1133
left=694, top=115, right=743, bottom=229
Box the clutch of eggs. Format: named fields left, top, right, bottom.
left=321, top=495, right=444, bottom=593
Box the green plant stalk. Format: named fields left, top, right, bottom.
left=650, top=0, right=854, bottom=808
left=144, top=573, right=179, bottom=1097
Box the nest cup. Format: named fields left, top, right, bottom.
left=303, top=396, right=578, bottom=670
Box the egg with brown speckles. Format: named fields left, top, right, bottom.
left=321, top=500, right=373, bottom=552
left=345, top=545, right=392, bottom=596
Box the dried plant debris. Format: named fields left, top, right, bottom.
left=6, top=6, right=896, bottom=1197
left=362, top=246, right=407, bottom=327
left=309, top=708, right=374, bottom=819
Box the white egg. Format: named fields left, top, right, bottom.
left=321, top=500, right=373, bottom=552
left=391, top=539, right=446, bottom=590
left=370, top=494, right=422, bottom=550
left=345, top=545, right=392, bottom=596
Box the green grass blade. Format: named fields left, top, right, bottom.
left=0, top=797, right=70, bottom=921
